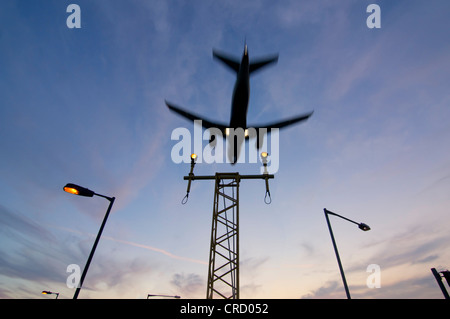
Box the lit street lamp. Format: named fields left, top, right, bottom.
left=182, top=154, right=197, bottom=204
left=261, top=152, right=268, bottom=173
left=323, top=208, right=371, bottom=299
left=63, top=183, right=115, bottom=299
left=261, top=152, right=271, bottom=204
left=42, top=290, right=59, bottom=299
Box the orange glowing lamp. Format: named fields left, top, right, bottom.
left=63, top=183, right=95, bottom=197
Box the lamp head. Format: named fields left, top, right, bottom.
left=190, top=153, right=197, bottom=163
left=261, top=152, right=268, bottom=163
left=63, top=183, right=95, bottom=197
left=358, top=223, right=371, bottom=231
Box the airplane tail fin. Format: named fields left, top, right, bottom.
left=213, top=49, right=279, bottom=74
left=249, top=55, right=279, bottom=74
left=213, top=50, right=240, bottom=73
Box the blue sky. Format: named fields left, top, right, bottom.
left=1, top=0, right=450, bottom=299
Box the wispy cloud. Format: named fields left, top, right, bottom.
left=103, top=236, right=207, bottom=265
left=354, top=224, right=450, bottom=272
left=0, top=205, right=62, bottom=281
left=301, top=280, right=341, bottom=299
left=51, top=224, right=207, bottom=265
left=170, top=272, right=204, bottom=298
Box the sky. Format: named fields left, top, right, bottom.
left=1, top=0, right=450, bottom=299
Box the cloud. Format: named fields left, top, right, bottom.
left=240, top=257, right=269, bottom=297
left=349, top=272, right=442, bottom=299
left=355, top=224, right=450, bottom=272
left=0, top=205, right=53, bottom=244
left=337, top=222, right=450, bottom=298
left=0, top=205, right=86, bottom=298
left=170, top=272, right=204, bottom=298
left=0, top=204, right=206, bottom=298
left=51, top=224, right=207, bottom=265
left=74, top=254, right=159, bottom=299
left=0, top=205, right=62, bottom=281
left=103, top=236, right=208, bottom=266
left=300, top=218, right=450, bottom=299
left=414, top=255, right=439, bottom=265
left=275, top=0, right=345, bottom=29
left=301, top=280, right=341, bottom=299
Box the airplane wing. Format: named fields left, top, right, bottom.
left=249, top=111, right=313, bottom=130
left=165, top=100, right=228, bottom=133
left=247, top=111, right=313, bottom=149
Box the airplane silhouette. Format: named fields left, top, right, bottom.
left=166, top=44, right=313, bottom=164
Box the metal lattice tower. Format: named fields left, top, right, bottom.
left=183, top=154, right=273, bottom=299
left=207, top=173, right=240, bottom=299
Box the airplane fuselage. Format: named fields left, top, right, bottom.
left=230, top=51, right=250, bottom=129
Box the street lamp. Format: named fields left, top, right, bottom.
left=147, top=294, right=181, bottom=299
left=261, top=152, right=268, bottom=173
left=260, top=152, right=271, bottom=204
left=63, top=183, right=115, bottom=299
left=323, top=208, right=371, bottom=299
left=431, top=268, right=450, bottom=299
left=182, top=154, right=197, bottom=204
left=42, top=290, right=59, bottom=299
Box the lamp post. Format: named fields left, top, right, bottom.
left=63, top=183, right=115, bottom=299
left=323, top=208, right=370, bottom=299
left=42, top=290, right=59, bottom=299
